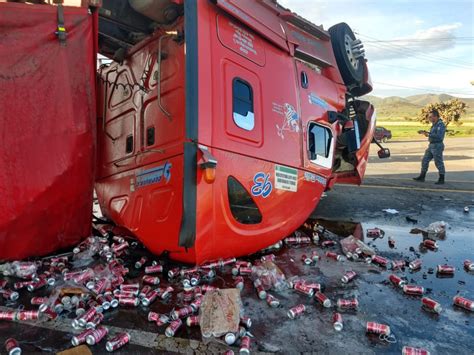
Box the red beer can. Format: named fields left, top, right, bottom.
left=0, top=311, right=16, bottom=321
left=171, top=306, right=194, bottom=320
left=240, top=316, right=252, bottom=328
left=436, top=265, right=455, bottom=275
left=186, top=315, right=200, bottom=327
left=144, top=264, right=163, bottom=274
left=266, top=294, right=280, bottom=308
left=403, top=285, right=424, bottom=296
left=118, top=297, right=139, bottom=307
left=366, top=322, right=390, bottom=335
left=301, top=254, right=312, bottom=265
left=389, top=274, right=407, bottom=288
left=423, top=239, right=438, bottom=250
left=325, top=251, right=342, bottom=261
left=135, top=257, right=148, bottom=269
left=337, top=298, right=358, bottom=310
left=120, top=283, right=139, bottom=293
left=71, top=329, right=93, bottom=346
left=321, top=240, right=335, bottom=248
left=240, top=335, right=251, bottom=354
left=1, top=290, right=19, bottom=301
left=142, top=275, right=161, bottom=285
left=165, top=319, right=182, bottom=337
left=391, top=260, right=405, bottom=270
left=4, top=338, right=21, bottom=355
left=421, top=297, right=442, bottom=314
left=16, top=310, right=40, bottom=321
left=409, top=259, right=422, bottom=271
left=371, top=255, right=389, bottom=267
left=234, top=276, right=244, bottom=291
left=105, top=332, right=130, bottom=352
left=464, top=260, right=474, bottom=271
left=85, top=326, right=108, bottom=345
left=260, top=254, right=275, bottom=262
left=314, top=292, right=331, bottom=308
left=294, top=282, right=315, bottom=297
left=341, top=271, right=357, bottom=284
left=453, top=296, right=474, bottom=311
left=402, top=346, right=430, bottom=355
left=287, top=304, right=306, bottom=319
left=333, top=312, right=343, bottom=331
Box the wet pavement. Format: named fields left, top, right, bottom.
left=1, top=184, right=473, bottom=354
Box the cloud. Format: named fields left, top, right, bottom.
left=364, top=23, right=463, bottom=61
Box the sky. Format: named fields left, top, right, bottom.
left=279, top=0, right=474, bottom=98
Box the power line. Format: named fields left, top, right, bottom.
left=370, top=62, right=449, bottom=75
left=372, top=81, right=474, bottom=97
left=357, top=32, right=473, bottom=68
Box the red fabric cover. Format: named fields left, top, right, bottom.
left=0, top=3, right=96, bottom=260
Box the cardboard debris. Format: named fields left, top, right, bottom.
left=199, top=289, right=242, bottom=338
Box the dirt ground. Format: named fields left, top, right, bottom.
left=1, top=137, right=472, bottom=354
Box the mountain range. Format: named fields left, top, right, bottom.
left=362, top=94, right=474, bottom=120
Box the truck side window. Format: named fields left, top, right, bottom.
left=232, top=78, right=254, bottom=131
left=228, top=176, right=262, bottom=224
left=146, top=126, right=155, bottom=146
left=308, top=123, right=333, bottom=168
left=301, top=71, right=308, bottom=88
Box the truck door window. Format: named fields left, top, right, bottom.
left=146, top=126, right=155, bottom=146
left=232, top=78, right=254, bottom=131
left=308, top=123, right=334, bottom=168
left=228, top=176, right=262, bottom=224
left=125, top=135, right=133, bottom=154
left=301, top=71, right=308, bottom=88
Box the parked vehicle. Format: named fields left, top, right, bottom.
left=0, top=0, right=389, bottom=264
left=374, top=126, right=392, bottom=143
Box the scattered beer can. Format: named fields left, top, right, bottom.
left=186, top=315, right=200, bottom=327
left=142, top=275, right=160, bottom=285
left=234, top=276, right=245, bottom=291
left=402, top=346, right=430, bottom=355
left=0, top=311, right=16, bottom=321
left=409, top=259, right=422, bottom=271
left=171, top=306, right=194, bottom=320
left=16, top=310, right=40, bottom=321
left=388, top=237, right=396, bottom=248
left=421, top=297, right=442, bottom=314
left=436, top=265, right=455, bottom=275
left=105, top=332, right=130, bottom=352
left=240, top=316, right=252, bottom=329
left=453, top=296, right=474, bottom=311
left=371, top=255, right=389, bottom=268
left=266, top=294, right=280, bottom=308
left=403, top=285, right=424, bottom=296
left=135, top=256, right=148, bottom=269
left=391, top=260, right=405, bottom=270
left=341, top=271, right=357, bottom=284
left=325, top=251, right=342, bottom=261
left=337, top=298, right=358, bottom=310
left=301, top=254, right=312, bottom=265
left=314, top=292, right=331, bottom=308
left=366, top=322, right=390, bottom=336
left=71, top=329, right=94, bottom=346
left=321, top=240, right=335, bottom=248
left=224, top=332, right=236, bottom=345
left=423, top=239, right=438, bottom=250
left=287, top=304, right=306, bottom=319
left=1, top=289, right=19, bottom=301
left=85, top=326, right=109, bottom=345
left=311, top=251, right=320, bottom=263
left=367, top=228, right=383, bottom=238
left=332, top=312, right=343, bottom=331
left=464, top=260, right=474, bottom=271
left=294, top=282, right=315, bottom=297
left=389, top=274, right=407, bottom=288
left=4, top=338, right=21, bottom=355
left=118, top=297, right=139, bottom=307
left=239, top=335, right=251, bottom=354
left=165, top=319, right=183, bottom=337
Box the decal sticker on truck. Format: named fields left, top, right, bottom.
left=274, top=103, right=300, bottom=139
left=251, top=172, right=272, bottom=198
left=308, top=93, right=329, bottom=109
left=304, top=171, right=327, bottom=187
left=275, top=165, right=298, bottom=192
left=135, top=161, right=172, bottom=188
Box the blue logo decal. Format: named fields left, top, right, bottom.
left=136, top=161, right=172, bottom=188
left=251, top=172, right=272, bottom=198
left=308, top=93, right=329, bottom=109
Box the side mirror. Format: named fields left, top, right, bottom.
left=377, top=148, right=390, bottom=159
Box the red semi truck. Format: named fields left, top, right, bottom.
left=0, top=0, right=388, bottom=264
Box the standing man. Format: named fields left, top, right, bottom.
left=413, top=109, right=446, bottom=184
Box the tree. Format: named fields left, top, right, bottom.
left=417, top=99, right=467, bottom=127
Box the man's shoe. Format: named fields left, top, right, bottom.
left=435, top=174, right=445, bottom=185
left=413, top=172, right=426, bottom=182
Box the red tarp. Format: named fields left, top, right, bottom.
left=0, top=3, right=97, bottom=260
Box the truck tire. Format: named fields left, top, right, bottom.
left=328, top=23, right=364, bottom=87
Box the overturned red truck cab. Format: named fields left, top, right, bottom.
left=95, top=0, right=384, bottom=264
left=0, top=0, right=387, bottom=264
